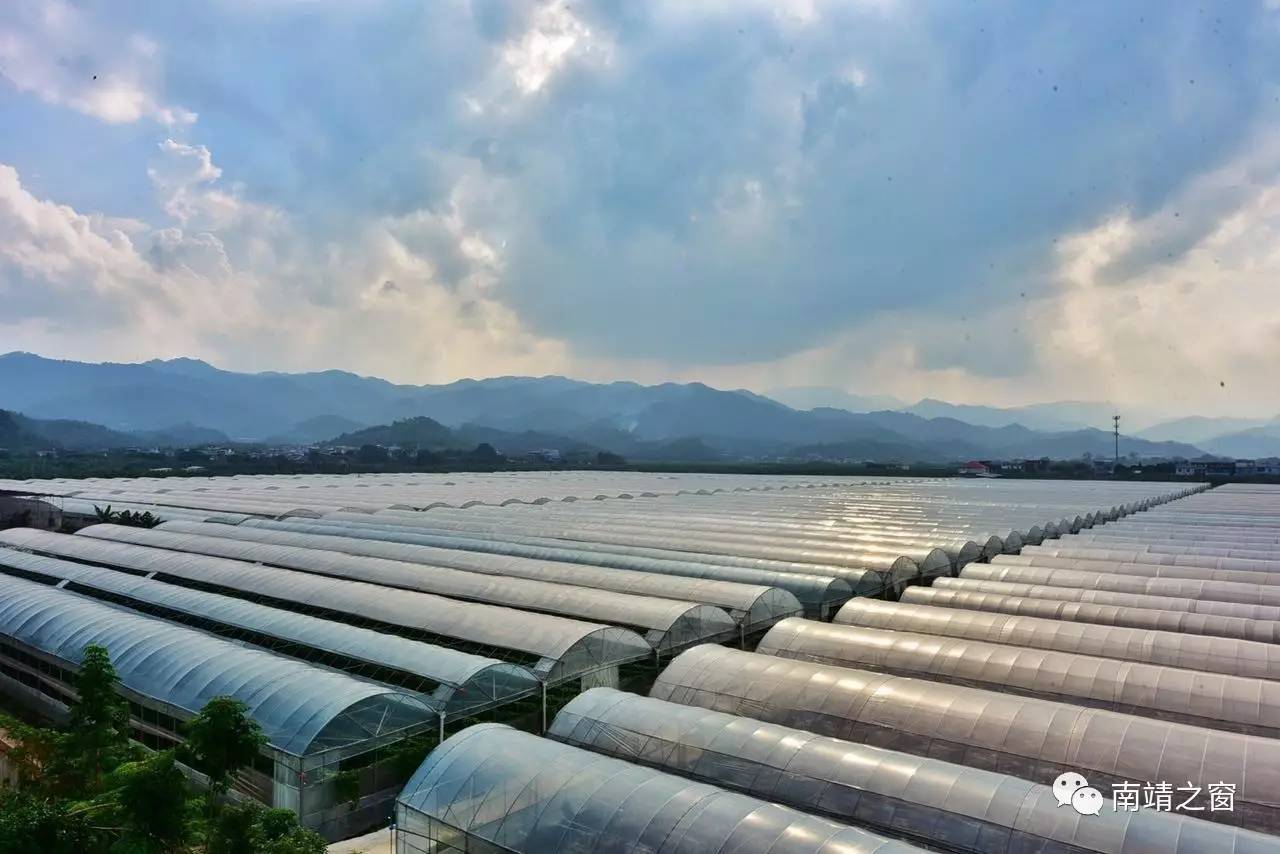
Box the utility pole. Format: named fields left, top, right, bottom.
left=1112, top=414, right=1121, bottom=470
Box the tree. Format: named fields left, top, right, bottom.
left=115, top=510, right=161, bottom=528
left=208, top=805, right=325, bottom=854
left=180, top=697, right=265, bottom=816
left=356, top=444, right=388, bottom=463
left=107, top=751, right=190, bottom=852
left=0, top=789, right=103, bottom=854
left=93, top=504, right=118, bottom=523
left=54, top=644, right=131, bottom=793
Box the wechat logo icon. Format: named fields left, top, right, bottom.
left=1053, top=772, right=1104, bottom=816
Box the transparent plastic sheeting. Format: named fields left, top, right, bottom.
left=365, top=506, right=954, bottom=586
left=990, top=553, right=1280, bottom=587
left=30, top=497, right=252, bottom=526
left=403, top=502, right=969, bottom=576
left=234, top=517, right=857, bottom=616
left=153, top=520, right=803, bottom=633
left=835, top=598, right=1280, bottom=681
left=393, top=724, right=925, bottom=854
left=246, top=515, right=887, bottom=602
left=548, top=688, right=1277, bottom=854
left=901, top=585, right=1280, bottom=645
left=0, top=575, right=435, bottom=757
left=935, top=576, right=1280, bottom=622
left=961, top=563, right=1280, bottom=608
left=649, top=646, right=1280, bottom=833
left=755, top=618, right=1280, bottom=737
left=320, top=509, right=928, bottom=595
left=75, top=525, right=737, bottom=652
left=0, top=528, right=651, bottom=683
left=487, top=501, right=1002, bottom=565
left=1021, top=543, right=1280, bottom=570
left=0, top=548, right=538, bottom=720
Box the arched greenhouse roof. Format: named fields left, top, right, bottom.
left=650, top=645, right=1280, bottom=834
left=395, top=723, right=926, bottom=854
left=0, top=575, right=435, bottom=757
left=549, top=688, right=1278, bottom=854
left=76, top=525, right=737, bottom=652
left=0, top=528, right=651, bottom=683
left=0, top=548, right=538, bottom=720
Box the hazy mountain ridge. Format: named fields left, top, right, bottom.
left=0, top=352, right=1236, bottom=460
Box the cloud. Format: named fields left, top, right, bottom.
left=0, top=0, right=195, bottom=125
left=2, top=0, right=1280, bottom=416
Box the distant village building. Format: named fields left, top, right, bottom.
left=958, top=461, right=994, bottom=477
left=528, top=449, right=563, bottom=463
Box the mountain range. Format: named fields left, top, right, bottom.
left=1, top=351, right=1265, bottom=461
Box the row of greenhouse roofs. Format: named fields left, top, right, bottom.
left=0, top=475, right=1207, bottom=846
left=396, top=484, right=1280, bottom=854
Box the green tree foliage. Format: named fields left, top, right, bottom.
left=115, top=510, right=161, bottom=528
left=0, top=788, right=104, bottom=854
left=180, top=697, right=266, bottom=814
left=50, top=643, right=132, bottom=793
left=106, top=751, right=191, bottom=853
left=208, top=805, right=325, bottom=854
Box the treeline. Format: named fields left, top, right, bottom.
left=0, top=644, right=325, bottom=854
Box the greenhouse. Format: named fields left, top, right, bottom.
left=649, top=646, right=1280, bottom=833
left=254, top=514, right=886, bottom=606
left=152, top=520, right=804, bottom=637
left=235, top=517, right=858, bottom=616
left=935, top=576, right=1280, bottom=621
left=755, top=618, right=1280, bottom=737
left=547, top=688, right=1277, bottom=854
left=393, top=724, right=925, bottom=854
left=0, top=528, right=653, bottom=686
left=440, top=500, right=983, bottom=573
left=901, top=585, right=1280, bottom=644
left=322, top=509, right=931, bottom=595
left=0, top=547, right=539, bottom=723
left=992, top=553, right=1280, bottom=586
left=960, top=562, right=1280, bottom=607
left=835, top=598, right=1280, bottom=680
left=0, top=576, right=437, bottom=839
left=74, top=525, right=739, bottom=652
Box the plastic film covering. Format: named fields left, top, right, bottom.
left=324, top=510, right=922, bottom=595
left=991, top=553, right=1280, bottom=587
left=289, top=513, right=892, bottom=600
left=74, top=525, right=737, bottom=651
left=650, top=646, right=1280, bottom=833
left=0, top=575, right=435, bottom=756
left=28, top=496, right=253, bottom=526
left=434, top=501, right=972, bottom=575
left=0, top=528, right=651, bottom=683
left=548, top=688, right=1276, bottom=854
left=935, top=576, right=1280, bottom=621
left=237, top=517, right=855, bottom=616
left=394, top=723, right=925, bottom=854
left=961, top=563, right=1280, bottom=608
left=155, top=520, right=802, bottom=633
left=836, top=598, right=1280, bottom=681
left=0, top=548, right=538, bottom=719
left=1021, top=544, right=1280, bottom=573
left=903, top=584, right=1280, bottom=644
left=755, top=618, right=1280, bottom=737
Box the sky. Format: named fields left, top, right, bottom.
left=2, top=0, right=1280, bottom=416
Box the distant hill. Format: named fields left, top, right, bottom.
left=265, top=414, right=368, bottom=445
left=0, top=409, right=135, bottom=450
left=131, top=423, right=232, bottom=447
left=326, top=416, right=457, bottom=448
left=1200, top=424, right=1280, bottom=458
left=766, top=386, right=905, bottom=413
left=0, top=352, right=1216, bottom=463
